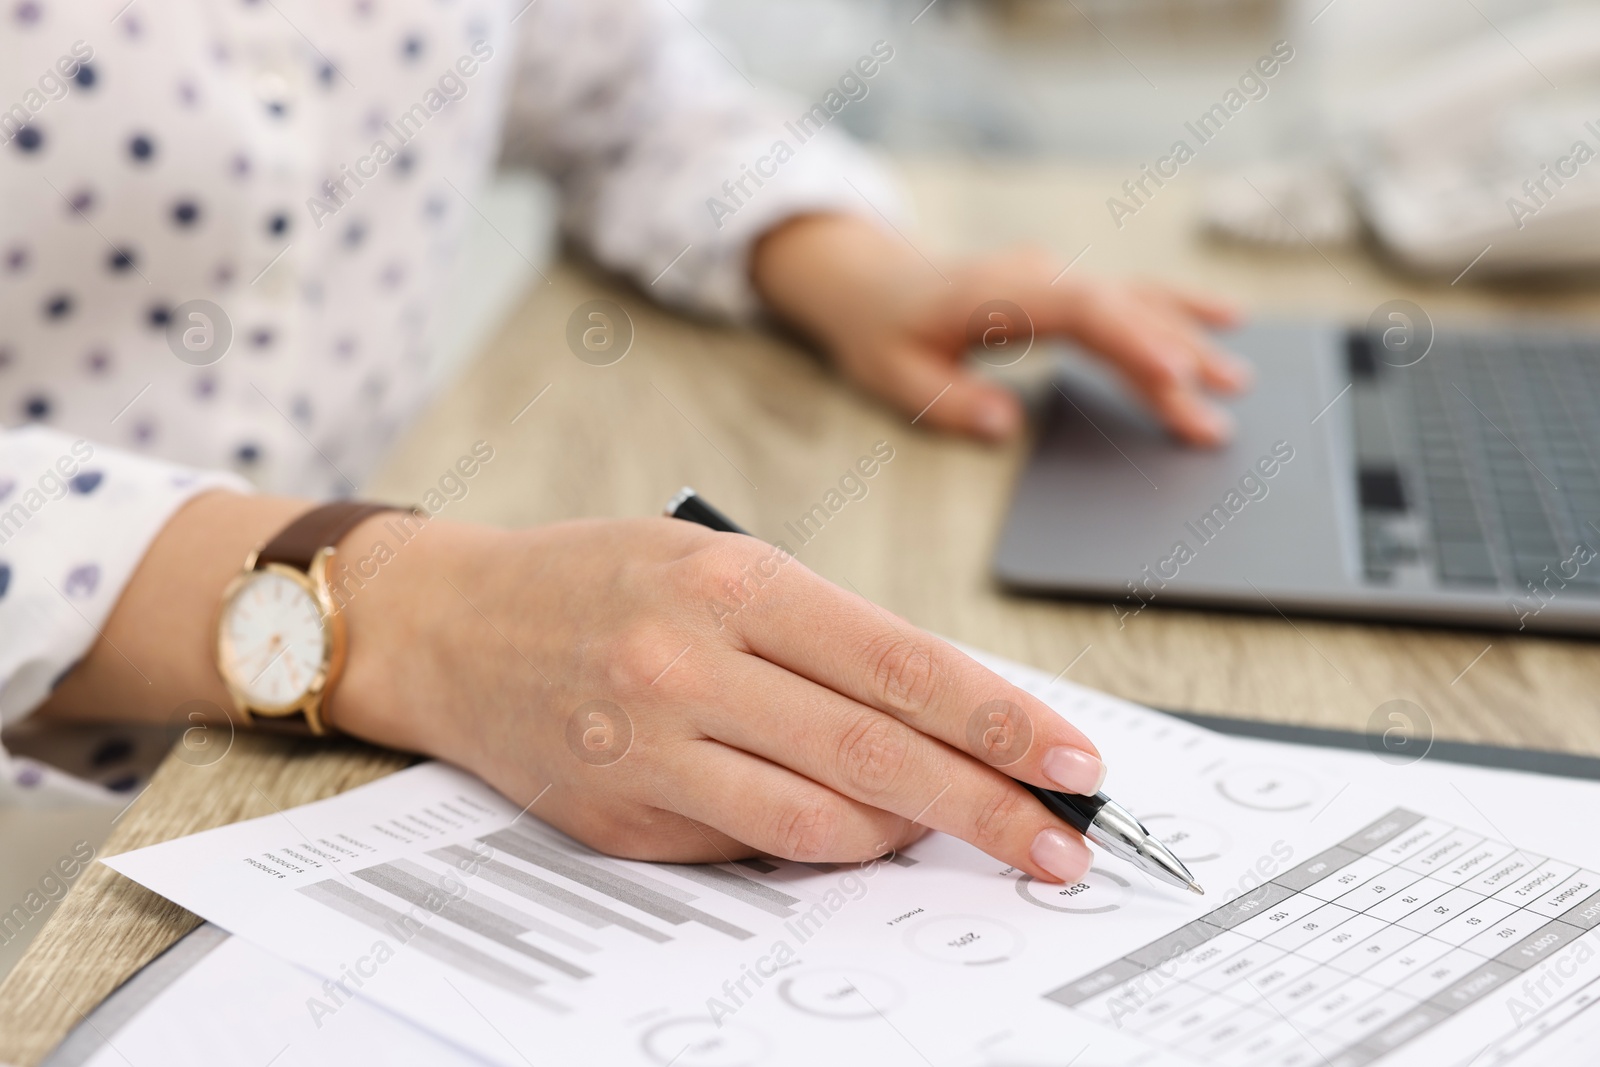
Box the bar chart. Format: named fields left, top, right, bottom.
left=292, top=808, right=826, bottom=1019
left=298, top=880, right=564, bottom=1009
left=479, top=823, right=764, bottom=939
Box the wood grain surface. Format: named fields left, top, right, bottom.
left=3, top=162, right=1596, bottom=1065
left=0, top=737, right=408, bottom=1066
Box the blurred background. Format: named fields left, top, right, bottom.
left=695, top=0, right=1600, bottom=275
left=698, top=0, right=1587, bottom=155
left=6, top=0, right=1599, bottom=982
left=702, top=0, right=1305, bottom=159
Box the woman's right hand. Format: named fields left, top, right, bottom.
left=332, top=514, right=1109, bottom=883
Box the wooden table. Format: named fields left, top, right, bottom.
left=4, top=162, right=1598, bottom=1065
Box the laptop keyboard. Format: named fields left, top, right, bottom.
left=1350, top=328, right=1600, bottom=594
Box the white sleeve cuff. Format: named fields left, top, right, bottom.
left=591, top=127, right=908, bottom=322
left=0, top=426, right=250, bottom=727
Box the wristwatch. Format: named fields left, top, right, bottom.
left=215, top=502, right=399, bottom=735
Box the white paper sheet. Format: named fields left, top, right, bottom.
left=98, top=650, right=1600, bottom=1067
left=62, top=931, right=488, bottom=1067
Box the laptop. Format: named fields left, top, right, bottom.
left=993, top=319, right=1600, bottom=634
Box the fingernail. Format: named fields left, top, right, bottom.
left=1042, top=747, right=1107, bottom=795
left=975, top=403, right=1015, bottom=441
left=1196, top=405, right=1235, bottom=442
left=1031, top=828, right=1093, bottom=884
left=1151, top=350, right=1186, bottom=384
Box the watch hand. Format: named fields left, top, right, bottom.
left=236, top=639, right=281, bottom=672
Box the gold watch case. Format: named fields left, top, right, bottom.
left=215, top=547, right=346, bottom=735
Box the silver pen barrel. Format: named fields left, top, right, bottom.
left=1082, top=797, right=1204, bottom=895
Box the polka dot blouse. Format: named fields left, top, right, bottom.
left=0, top=0, right=897, bottom=798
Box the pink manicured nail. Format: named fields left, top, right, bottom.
left=1031, top=828, right=1093, bottom=883
left=1164, top=347, right=1195, bottom=375
left=1042, top=747, right=1107, bottom=795
left=1221, top=356, right=1254, bottom=388
left=975, top=404, right=1015, bottom=441
left=1195, top=405, right=1236, bottom=443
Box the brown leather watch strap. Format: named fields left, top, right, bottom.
left=255, top=502, right=398, bottom=570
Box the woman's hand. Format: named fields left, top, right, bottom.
left=753, top=213, right=1252, bottom=446
left=330, top=514, right=1107, bottom=883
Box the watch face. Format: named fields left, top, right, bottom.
left=219, top=569, right=328, bottom=710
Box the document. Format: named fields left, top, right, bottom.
left=52, top=927, right=487, bottom=1067
left=99, top=650, right=1600, bottom=1067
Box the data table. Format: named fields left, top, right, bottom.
left=1048, top=809, right=1600, bottom=1067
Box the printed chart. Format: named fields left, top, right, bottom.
left=103, top=648, right=1600, bottom=1067
left=1049, top=808, right=1600, bottom=1067
left=232, top=782, right=850, bottom=1025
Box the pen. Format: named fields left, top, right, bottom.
left=663, top=487, right=1204, bottom=896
